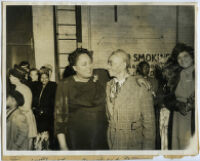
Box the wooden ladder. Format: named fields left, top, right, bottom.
left=53, top=5, right=82, bottom=81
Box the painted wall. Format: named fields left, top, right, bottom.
left=31, top=5, right=195, bottom=79
left=82, top=5, right=194, bottom=76
left=178, top=6, right=194, bottom=47
left=32, top=6, right=56, bottom=81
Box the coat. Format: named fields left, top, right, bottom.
left=15, top=84, right=37, bottom=138
left=106, top=76, right=156, bottom=150
left=7, top=108, right=29, bottom=150
left=35, top=81, right=57, bottom=133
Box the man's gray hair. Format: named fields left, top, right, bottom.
left=109, top=49, right=131, bottom=69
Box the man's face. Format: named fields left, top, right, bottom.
left=30, top=70, right=38, bottom=82
left=142, top=64, right=150, bottom=76
left=107, top=54, right=125, bottom=77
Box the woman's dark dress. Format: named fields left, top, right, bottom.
left=54, top=75, right=108, bottom=150
left=35, top=81, right=57, bottom=149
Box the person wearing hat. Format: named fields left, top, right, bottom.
left=19, top=61, right=30, bottom=81
left=9, top=65, right=37, bottom=150
left=6, top=90, right=30, bottom=150
left=40, top=64, right=53, bottom=80
left=34, top=69, right=57, bottom=150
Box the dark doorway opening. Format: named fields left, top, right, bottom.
left=6, top=6, right=35, bottom=72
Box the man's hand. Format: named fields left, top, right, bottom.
left=136, top=77, right=151, bottom=90
left=57, top=133, right=69, bottom=150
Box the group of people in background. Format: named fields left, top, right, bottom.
left=6, top=43, right=195, bottom=151
left=7, top=62, right=57, bottom=150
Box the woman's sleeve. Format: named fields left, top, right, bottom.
left=54, top=81, right=69, bottom=136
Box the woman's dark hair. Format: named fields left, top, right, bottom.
left=136, top=61, right=150, bottom=75
left=19, top=61, right=30, bottom=69
left=9, top=65, right=27, bottom=83
left=62, top=66, right=76, bottom=79
left=163, top=43, right=194, bottom=91
left=169, top=43, right=194, bottom=65
left=69, top=48, right=93, bottom=66
left=40, top=70, right=49, bottom=78
left=8, top=90, right=24, bottom=106
left=39, top=66, right=50, bottom=79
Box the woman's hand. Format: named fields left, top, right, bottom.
left=136, top=77, right=151, bottom=90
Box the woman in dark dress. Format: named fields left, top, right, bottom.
left=28, top=68, right=42, bottom=111
left=35, top=69, right=57, bottom=149
left=54, top=48, right=108, bottom=150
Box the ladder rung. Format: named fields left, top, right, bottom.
left=56, top=33, right=76, bottom=36
left=56, top=9, right=75, bottom=11
left=58, top=38, right=77, bottom=40
left=58, top=53, right=71, bottom=55
left=57, top=24, right=76, bottom=26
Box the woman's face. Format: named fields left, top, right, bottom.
left=73, top=54, right=93, bottom=79
left=9, top=75, right=20, bottom=85
left=30, top=70, right=38, bottom=82
left=177, top=51, right=193, bottom=69
left=40, top=73, right=49, bottom=86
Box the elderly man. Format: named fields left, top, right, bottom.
left=106, top=49, right=156, bottom=150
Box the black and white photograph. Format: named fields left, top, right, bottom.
left=1, top=1, right=199, bottom=160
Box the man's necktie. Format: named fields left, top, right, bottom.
left=115, top=82, right=120, bottom=95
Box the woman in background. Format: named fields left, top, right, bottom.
left=8, top=65, right=37, bottom=149
left=29, top=68, right=42, bottom=113
left=35, top=68, right=57, bottom=150
left=164, top=43, right=195, bottom=149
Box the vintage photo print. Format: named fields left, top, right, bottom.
left=1, top=1, right=199, bottom=160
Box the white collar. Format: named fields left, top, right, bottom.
left=182, top=65, right=194, bottom=73
left=114, top=74, right=129, bottom=86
